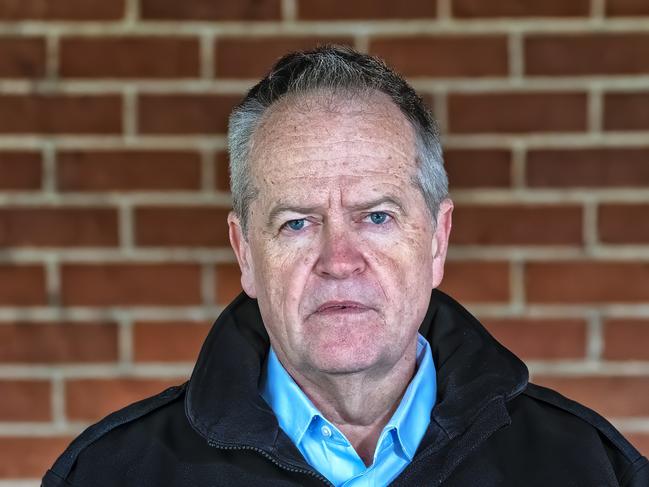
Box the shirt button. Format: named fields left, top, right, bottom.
left=321, top=425, right=332, bottom=438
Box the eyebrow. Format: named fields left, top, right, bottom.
left=266, top=196, right=407, bottom=227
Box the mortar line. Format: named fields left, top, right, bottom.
left=437, top=0, right=452, bottom=20
left=4, top=19, right=649, bottom=36
left=51, top=372, right=66, bottom=427
left=200, top=32, right=215, bottom=79
left=433, top=90, right=448, bottom=135
left=42, top=141, right=57, bottom=194
left=590, top=0, right=606, bottom=19
left=118, top=203, right=134, bottom=249
left=122, top=86, right=138, bottom=140
left=44, top=255, right=60, bottom=309
left=118, top=315, right=134, bottom=366
left=583, top=200, right=599, bottom=252
left=4, top=77, right=649, bottom=95
left=588, top=87, right=604, bottom=133
left=124, top=0, right=140, bottom=24
left=509, top=259, right=526, bottom=312
left=201, top=148, right=216, bottom=192
left=354, top=35, right=370, bottom=53
left=4, top=133, right=649, bottom=151
left=201, top=264, right=216, bottom=307
left=511, top=141, right=526, bottom=189
left=508, top=31, right=524, bottom=81
left=45, top=33, right=59, bottom=80
left=281, top=0, right=298, bottom=21
left=586, top=312, right=604, bottom=361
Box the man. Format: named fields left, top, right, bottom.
left=44, top=46, right=648, bottom=486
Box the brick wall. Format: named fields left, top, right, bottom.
left=1, top=0, right=649, bottom=483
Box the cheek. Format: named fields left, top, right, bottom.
left=363, top=230, right=434, bottom=297
left=254, top=239, right=318, bottom=316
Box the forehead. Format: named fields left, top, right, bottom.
left=248, top=91, right=418, bottom=192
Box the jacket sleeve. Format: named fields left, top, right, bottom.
left=42, top=468, right=77, bottom=487
left=40, top=384, right=186, bottom=487
left=623, top=456, right=649, bottom=487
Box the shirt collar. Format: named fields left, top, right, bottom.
left=383, top=333, right=436, bottom=459
left=260, top=346, right=322, bottom=445
left=260, top=333, right=436, bottom=459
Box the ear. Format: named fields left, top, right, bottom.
left=227, top=211, right=257, bottom=298
left=431, top=198, right=453, bottom=289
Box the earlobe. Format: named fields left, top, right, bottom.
left=227, top=212, right=257, bottom=298
left=431, top=198, right=454, bottom=289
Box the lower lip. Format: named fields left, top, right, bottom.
left=315, top=306, right=371, bottom=315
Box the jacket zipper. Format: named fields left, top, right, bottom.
left=207, top=439, right=334, bottom=486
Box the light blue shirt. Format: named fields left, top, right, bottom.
left=260, top=334, right=436, bottom=486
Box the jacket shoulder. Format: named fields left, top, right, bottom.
left=42, top=382, right=187, bottom=487
left=521, top=382, right=649, bottom=486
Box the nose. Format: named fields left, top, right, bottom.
left=314, top=223, right=366, bottom=279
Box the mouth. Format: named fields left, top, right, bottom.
left=314, top=301, right=372, bottom=314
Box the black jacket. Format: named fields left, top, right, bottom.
left=43, top=290, right=649, bottom=486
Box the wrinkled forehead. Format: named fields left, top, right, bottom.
left=248, top=90, right=418, bottom=186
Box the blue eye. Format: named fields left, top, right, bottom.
left=368, top=212, right=389, bottom=224
left=285, top=219, right=306, bottom=231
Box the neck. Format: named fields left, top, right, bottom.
left=280, top=340, right=419, bottom=466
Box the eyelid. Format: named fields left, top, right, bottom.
left=361, top=210, right=392, bottom=218
left=280, top=217, right=312, bottom=232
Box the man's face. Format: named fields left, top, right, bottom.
left=228, top=92, right=453, bottom=379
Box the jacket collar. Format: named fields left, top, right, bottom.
left=185, top=289, right=528, bottom=463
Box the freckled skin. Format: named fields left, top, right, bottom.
left=228, top=91, right=453, bottom=462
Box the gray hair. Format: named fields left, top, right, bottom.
left=227, top=45, right=448, bottom=236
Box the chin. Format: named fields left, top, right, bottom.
left=304, top=339, right=390, bottom=376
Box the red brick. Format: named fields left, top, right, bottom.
left=485, top=318, right=587, bottom=360
left=451, top=205, right=582, bottom=245
left=527, top=148, right=649, bottom=188
left=215, top=263, right=243, bottom=305
left=0, top=95, right=121, bottom=134
left=448, top=92, right=587, bottom=133
left=61, top=37, right=200, bottom=79
left=134, top=321, right=211, bottom=362
left=626, top=433, right=649, bottom=457
left=0, top=207, right=118, bottom=247
left=0, top=265, right=46, bottom=305
left=370, top=36, right=508, bottom=77
left=135, top=207, right=230, bottom=247
left=215, top=151, right=231, bottom=191
left=0, top=0, right=124, bottom=20
left=526, top=34, right=649, bottom=76
left=603, top=319, right=649, bottom=361
left=605, top=93, right=649, bottom=131
left=0, top=38, right=45, bottom=78
left=66, top=378, right=182, bottom=421
left=0, top=437, right=73, bottom=478
left=439, top=261, right=510, bottom=303
left=0, top=152, right=41, bottom=189
left=57, top=150, right=201, bottom=191
left=0, top=322, right=118, bottom=363
left=452, top=0, right=589, bottom=17
left=298, top=0, right=436, bottom=19
left=599, top=204, right=649, bottom=244
left=216, top=37, right=354, bottom=78
left=61, top=264, right=202, bottom=306
left=444, top=149, right=511, bottom=188
left=526, top=262, right=649, bottom=303
left=533, top=376, right=649, bottom=417
left=140, top=0, right=281, bottom=20
left=138, top=94, right=239, bottom=134
left=0, top=380, right=50, bottom=421
left=606, top=0, right=649, bottom=16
